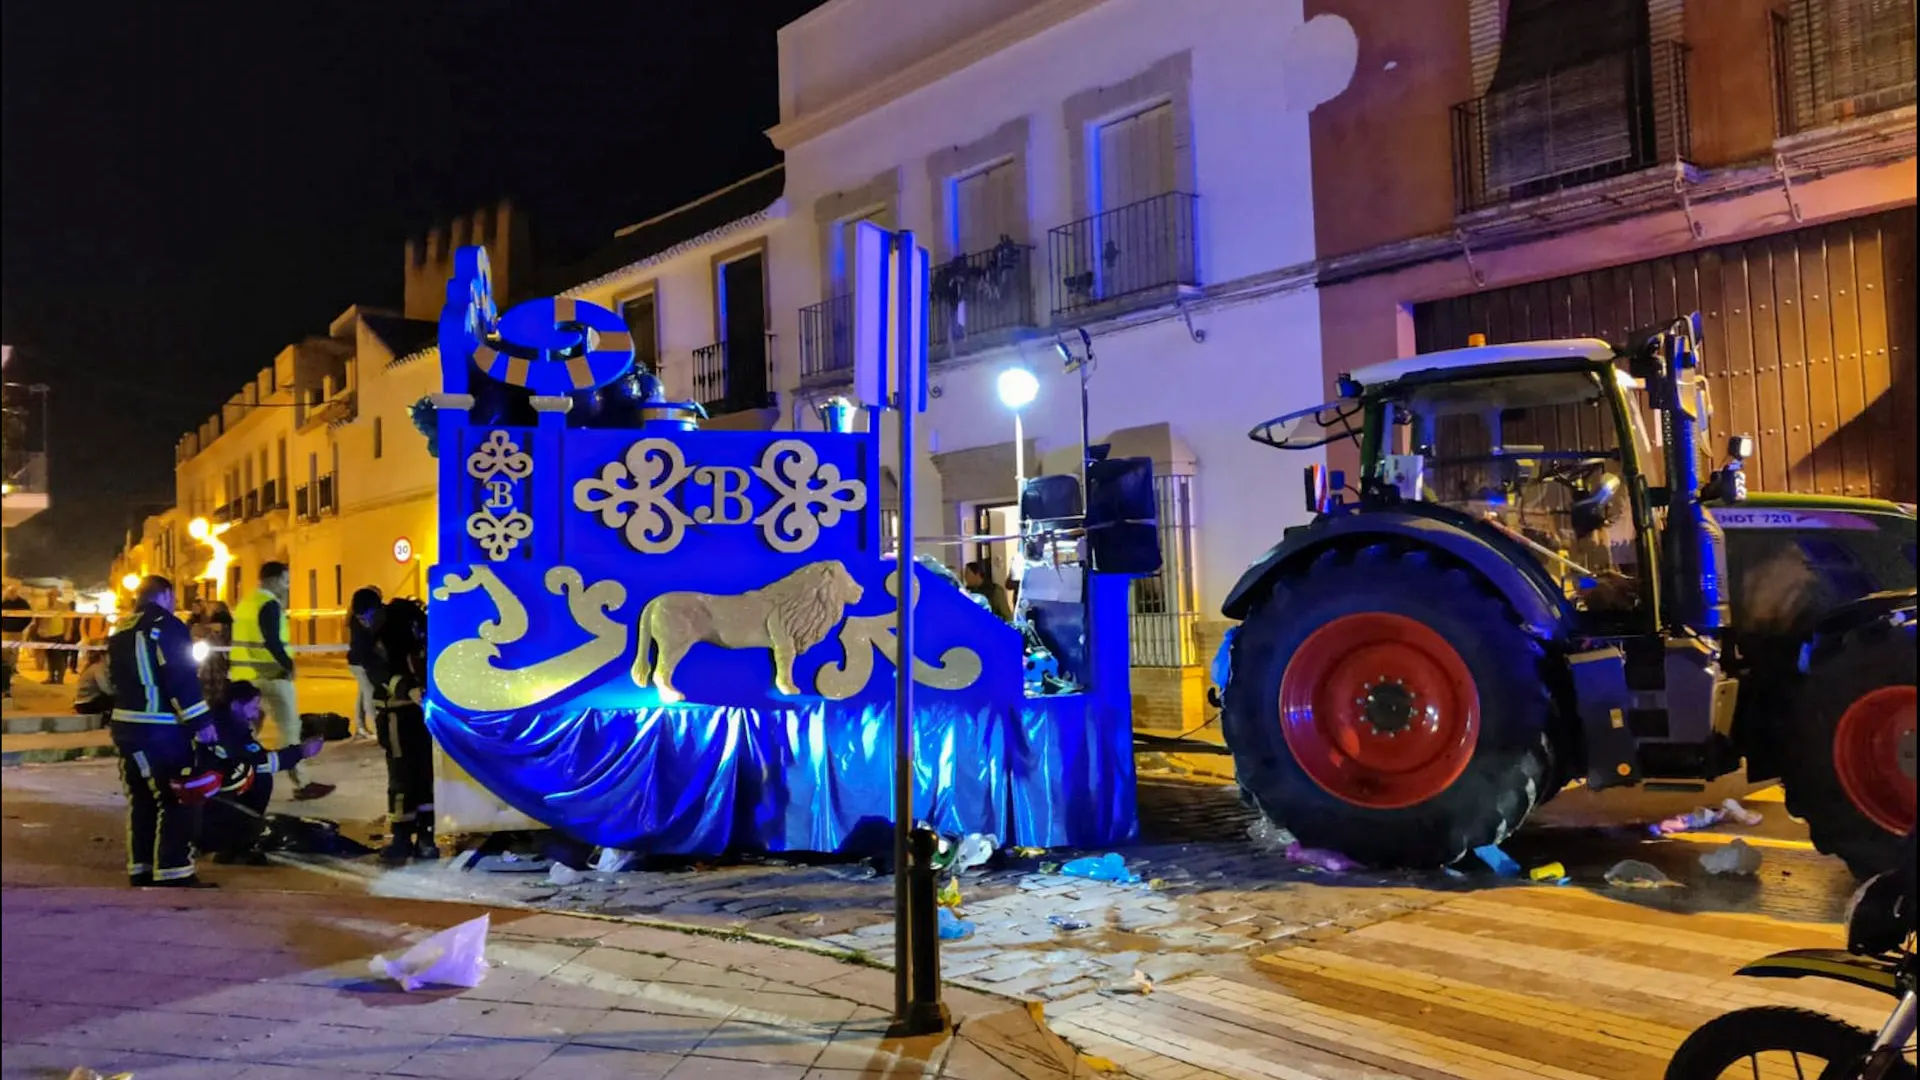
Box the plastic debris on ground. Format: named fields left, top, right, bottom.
left=1699, top=838, right=1763, bottom=876
left=1719, top=798, right=1764, bottom=827
left=936, top=907, right=974, bottom=941
left=369, top=914, right=491, bottom=992
left=1472, top=844, right=1522, bottom=878
left=590, top=847, right=637, bottom=873
left=1009, top=846, right=1046, bottom=858
left=1060, top=852, right=1140, bottom=884
left=1527, top=861, right=1568, bottom=884
left=1285, top=842, right=1363, bottom=873
left=953, top=833, right=997, bottom=874
left=1650, top=805, right=1726, bottom=836
left=1603, top=859, right=1681, bottom=889
left=471, top=852, right=552, bottom=874
left=1048, top=914, right=1092, bottom=931
left=1247, top=818, right=1295, bottom=851
left=545, top=862, right=584, bottom=886
left=936, top=877, right=963, bottom=908
left=66, top=1070, right=134, bottom=1080
left=1101, top=969, right=1154, bottom=996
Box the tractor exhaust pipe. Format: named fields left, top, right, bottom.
left=1649, top=314, right=1730, bottom=632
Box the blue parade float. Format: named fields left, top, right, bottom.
left=419, top=246, right=1142, bottom=856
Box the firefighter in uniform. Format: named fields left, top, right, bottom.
left=198, top=681, right=327, bottom=863
left=109, top=575, right=217, bottom=887
left=370, top=598, right=438, bottom=864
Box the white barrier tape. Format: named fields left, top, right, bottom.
left=1, top=641, right=350, bottom=654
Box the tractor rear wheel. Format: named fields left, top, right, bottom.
left=1780, top=617, right=1916, bottom=879
left=1222, top=544, right=1556, bottom=867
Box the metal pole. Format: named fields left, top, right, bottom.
left=1010, top=409, right=1025, bottom=580
left=891, top=231, right=917, bottom=1024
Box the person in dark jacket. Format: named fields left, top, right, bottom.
left=369, top=598, right=438, bottom=864
left=108, top=575, right=218, bottom=887
left=198, top=681, right=327, bottom=864
left=346, top=587, right=383, bottom=740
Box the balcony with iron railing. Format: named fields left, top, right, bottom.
left=316, top=474, right=337, bottom=515
left=691, top=333, right=776, bottom=416
left=262, top=479, right=281, bottom=511
left=931, top=238, right=1037, bottom=354
left=1773, top=0, right=1916, bottom=136
left=1048, top=191, right=1200, bottom=319
left=244, top=489, right=261, bottom=520
left=1451, top=41, right=1692, bottom=214
left=294, top=484, right=311, bottom=521
left=798, top=294, right=854, bottom=384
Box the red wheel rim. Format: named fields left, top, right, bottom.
left=1278, top=612, right=1480, bottom=809
left=1832, top=685, right=1917, bottom=836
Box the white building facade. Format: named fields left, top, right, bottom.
left=764, top=0, right=1355, bottom=728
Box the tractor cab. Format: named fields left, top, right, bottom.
left=1252, top=331, right=1723, bottom=638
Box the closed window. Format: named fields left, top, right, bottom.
left=1095, top=102, right=1177, bottom=212
left=950, top=159, right=1021, bottom=257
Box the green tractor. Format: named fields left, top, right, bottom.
left=1219, top=315, right=1916, bottom=877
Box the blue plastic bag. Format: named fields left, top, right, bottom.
left=1060, top=852, right=1139, bottom=885
left=937, top=907, right=975, bottom=941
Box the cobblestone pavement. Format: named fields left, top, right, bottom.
left=5, top=759, right=1873, bottom=1078
left=1, top=886, right=1087, bottom=1080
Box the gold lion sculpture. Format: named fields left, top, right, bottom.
left=632, top=561, right=865, bottom=703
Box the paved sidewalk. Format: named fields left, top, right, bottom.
left=0, top=887, right=1094, bottom=1080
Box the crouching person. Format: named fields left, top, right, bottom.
left=199, top=680, right=327, bottom=865
left=372, top=599, right=438, bottom=864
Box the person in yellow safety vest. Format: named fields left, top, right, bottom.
left=230, top=561, right=333, bottom=801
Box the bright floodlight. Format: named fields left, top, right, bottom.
left=191, top=640, right=211, bottom=665
left=997, top=367, right=1039, bottom=410
left=121, top=573, right=142, bottom=591
left=188, top=517, right=211, bottom=541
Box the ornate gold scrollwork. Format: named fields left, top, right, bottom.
left=753, top=439, right=868, bottom=553
left=430, top=565, right=629, bottom=713
left=465, top=430, right=535, bottom=562
left=817, top=567, right=983, bottom=701
left=573, top=438, right=695, bottom=553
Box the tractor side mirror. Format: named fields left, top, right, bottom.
left=1727, top=434, right=1753, bottom=461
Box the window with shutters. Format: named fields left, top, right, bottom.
left=1050, top=100, right=1198, bottom=315
left=950, top=160, right=1021, bottom=257
left=1774, top=0, right=1917, bottom=135
left=1095, top=102, right=1178, bottom=214
left=934, top=160, right=1036, bottom=349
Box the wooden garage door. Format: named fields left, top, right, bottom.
left=1412, top=208, right=1916, bottom=501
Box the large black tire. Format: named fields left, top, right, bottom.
left=1222, top=544, right=1557, bottom=867
left=1664, top=1005, right=1905, bottom=1080
left=1780, top=616, right=1917, bottom=879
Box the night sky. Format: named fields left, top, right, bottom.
left=1, top=1, right=823, bottom=582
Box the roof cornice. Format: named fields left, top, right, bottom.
left=765, top=0, right=1105, bottom=150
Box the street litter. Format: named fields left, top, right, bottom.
left=470, top=852, right=552, bottom=874
left=1048, top=914, right=1092, bottom=931
left=591, top=847, right=636, bottom=872
left=1248, top=818, right=1295, bottom=850
left=1651, top=803, right=1746, bottom=836
left=1604, top=859, right=1682, bottom=889
left=1473, top=844, right=1522, bottom=878
left=1285, top=842, right=1362, bottom=873
left=953, top=833, right=997, bottom=874
left=1528, top=861, right=1568, bottom=884
left=546, top=862, right=584, bottom=886
left=1009, top=846, right=1046, bottom=858
left=1699, top=838, right=1763, bottom=876
left=1102, top=969, right=1154, bottom=996
left=1060, top=853, right=1140, bottom=884
left=65, top=1069, right=133, bottom=1080
left=369, top=914, right=491, bottom=992
left=937, top=907, right=974, bottom=941
left=936, top=877, right=963, bottom=908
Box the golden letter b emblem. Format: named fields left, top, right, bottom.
left=693, top=466, right=753, bottom=525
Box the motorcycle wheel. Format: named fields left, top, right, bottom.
left=1665, top=1005, right=1910, bottom=1080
